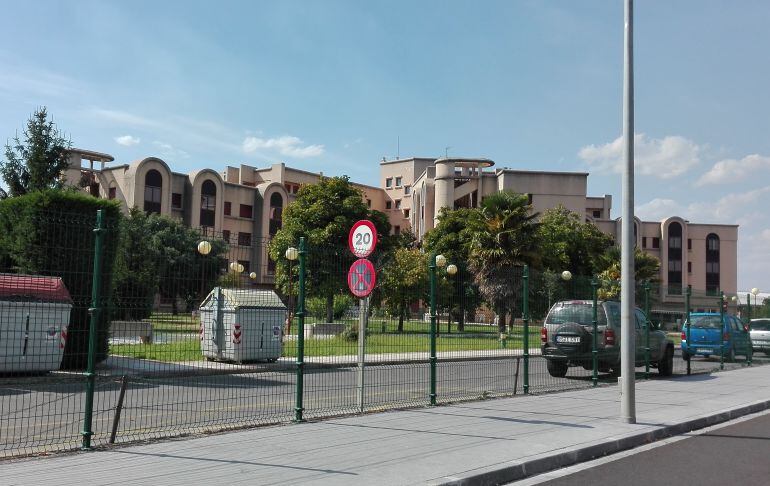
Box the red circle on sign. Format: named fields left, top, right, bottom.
left=347, top=259, right=377, bottom=298
left=348, top=220, right=378, bottom=258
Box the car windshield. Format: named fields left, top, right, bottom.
left=751, top=319, right=770, bottom=331
left=689, top=316, right=722, bottom=329
left=546, top=302, right=609, bottom=327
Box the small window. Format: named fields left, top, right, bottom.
left=224, top=201, right=232, bottom=216
left=239, top=204, right=253, bottom=219
left=292, top=185, right=299, bottom=194
left=394, top=225, right=401, bottom=235
left=172, top=192, right=182, bottom=209
left=284, top=183, right=292, bottom=192
left=404, top=185, right=411, bottom=195
left=527, top=194, right=533, bottom=205
left=642, top=237, right=647, bottom=248
left=652, top=237, right=660, bottom=249
left=385, top=177, right=393, bottom=188
left=687, top=238, right=692, bottom=250
left=395, top=199, right=401, bottom=209
left=592, top=210, right=601, bottom=218
left=108, top=187, right=116, bottom=200
left=404, top=208, right=410, bottom=218
left=688, top=261, right=692, bottom=273
left=222, top=230, right=230, bottom=243
left=367, top=199, right=372, bottom=208
left=386, top=201, right=392, bottom=210
left=395, top=176, right=402, bottom=187
left=238, top=232, right=252, bottom=246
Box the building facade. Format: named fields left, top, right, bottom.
left=65, top=149, right=738, bottom=314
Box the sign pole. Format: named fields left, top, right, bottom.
left=357, top=296, right=368, bottom=412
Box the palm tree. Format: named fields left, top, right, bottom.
left=468, top=191, right=540, bottom=333
left=595, top=246, right=661, bottom=300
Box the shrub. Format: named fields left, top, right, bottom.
left=306, top=293, right=355, bottom=321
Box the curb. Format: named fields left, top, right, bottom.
left=434, top=397, right=770, bottom=486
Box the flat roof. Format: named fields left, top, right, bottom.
left=497, top=168, right=589, bottom=177
left=68, top=148, right=114, bottom=162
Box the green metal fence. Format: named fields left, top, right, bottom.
left=0, top=209, right=764, bottom=458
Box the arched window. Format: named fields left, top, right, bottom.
left=668, top=222, right=683, bottom=294
left=269, top=193, right=283, bottom=237
left=144, top=169, right=162, bottom=214
left=706, top=234, right=720, bottom=295
left=200, top=180, right=216, bottom=228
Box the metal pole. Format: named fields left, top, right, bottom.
left=719, top=291, right=725, bottom=370
left=644, top=281, right=651, bottom=379
left=747, top=292, right=753, bottom=367
left=620, top=0, right=636, bottom=424
left=523, top=265, right=530, bottom=394
left=357, top=296, right=368, bottom=412
left=592, top=278, right=599, bottom=387
left=82, top=209, right=105, bottom=449
left=429, top=252, right=437, bottom=406
left=686, top=285, right=691, bottom=376
left=109, top=376, right=128, bottom=444
left=294, top=238, right=307, bottom=422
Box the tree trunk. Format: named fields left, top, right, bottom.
left=326, top=293, right=334, bottom=323
left=397, top=306, right=404, bottom=333
left=171, top=298, right=179, bottom=316
left=497, top=307, right=507, bottom=334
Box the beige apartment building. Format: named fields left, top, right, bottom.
left=65, top=149, right=738, bottom=315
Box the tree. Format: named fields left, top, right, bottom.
left=467, top=191, right=540, bottom=333
left=537, top=205, right=613, bottom=276
left=595, top=246, right=661, bottom=300
left=423, top=207, right=483, bottom=331
left=268, top=176, right=391, bottom=322
left=1, top=107, right=71, bottom=198
left=379, top=248, right=429, bottom=332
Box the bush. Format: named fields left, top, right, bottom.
left=340, top=324, right=358, bottom=342
left=306, top=294, right=355, bottom=321
left=0, top=190, right=122, bottom=369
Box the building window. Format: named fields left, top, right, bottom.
left=108, top=187, right=116, bottom=200
left=526, top=193, right=533, bottom=205
left=642, top=237, right=647, bottom=248
left=592, top=210, right=601, bottom=218
left=240, top=204, right=253, bottom=219
left=687, top=238, right=692, bottom=250
left=652, top=237, right=660, bottom=249
left=143, top=169, right=163, bottom=214
left=269, top=193, right=283, bottom=237
left=688, top=261, right=692, bottom=273
left=404, top=185, right=411, bottom=195
left=224, top=201, right=231, bottom=216
left=367, top=199, right=372, bottom=208
left=385, top=177, right=393, bottom=188
left=394, top=225, right=401, bottom=235
left=238, top=232, right=252, bottom=246
left=284, top=183, right=292, bottom=193
left=404, top=208, right=410, bottom=218
left=706, top=233, right=720, bottom=294
left=171, top=192, right=182, bottom=209
left=200, top=180, right=217, bottom=227
left=222, top=230, right=230, bottom=243
left=395, top=176, right=402, bottom=187
left=395, top=199, right=401, bottom=209
left=668, top=222, right=683, bottom=294
left=386, top=201, right=392, bottom=210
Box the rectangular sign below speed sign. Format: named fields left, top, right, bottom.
left=349, top=220, right=378, bottom=258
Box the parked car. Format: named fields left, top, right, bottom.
left=749, top=318, right=770, bottom=354
left=681, top=313, right=751, bottom=361
left=541, top=300, right=674, bottom=378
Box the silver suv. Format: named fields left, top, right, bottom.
left=749, top=318, right=770, bottom=354
left=540, top=300, right=674, bottom=378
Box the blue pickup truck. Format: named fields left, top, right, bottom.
left=681, top=312, right=752, bottom=361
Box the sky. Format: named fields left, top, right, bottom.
left=1, top=0, right=768, bottom=293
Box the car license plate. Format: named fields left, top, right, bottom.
left=556, top=335, right=581, bottom=344
left=696, top=348, right=712, bottom=353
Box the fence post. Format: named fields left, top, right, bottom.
left=429, top=252, right=437, bottom=406
left=747, top=292, right=753, bottom=366
left=719, top=291, right=725, bottom=371
left=82, top=209, right=105, bottom=450
left=294, top=237, right=306, bottom=422
left=686, top=285, right=691, bottom=376
left=522, top=265, right=529, bottom=394
left=591, top=277, right=599, bottom=387
left=644, top=280, right=651, bottom=379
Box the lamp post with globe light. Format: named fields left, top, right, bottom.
left=285, top=247, right=298, bottom=336
left=429, top=253, right=450, bottom=405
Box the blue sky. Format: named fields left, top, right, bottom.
left=1, top=0, right=769, bottom=292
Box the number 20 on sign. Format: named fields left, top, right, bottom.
left=348, top=220, right=378, bottom=258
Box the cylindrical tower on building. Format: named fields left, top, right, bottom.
left=432, top=157, right=494, bottom=226
left=433, top=158, right=455, bottom=225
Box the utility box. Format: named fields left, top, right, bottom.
left=199, top=287, right=285, bottom=363
left=0, top=274, right=72, bottom=373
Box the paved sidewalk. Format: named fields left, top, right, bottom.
left=5, top=365, right=770, bottom=486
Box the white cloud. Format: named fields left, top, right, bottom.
left=696, top=154, right=770, bottom=186
left=242, top=135, right=324, bottom=158
left=579, top=133, right=701, bottom=179
left=152, top=141, right=189, bottom=160
left=636, top=186, right=770, bottom=224
left=114, top=135, right=141, bottom=146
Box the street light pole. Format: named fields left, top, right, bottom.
left=620, top=0, right=636, bottom=424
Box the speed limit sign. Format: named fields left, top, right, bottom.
left=348, top=220, right=378, bottom=258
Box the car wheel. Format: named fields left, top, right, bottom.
left=681, top=350, right=690, bottom=361
left=658, top=347, right=674, bottom=377
left=546, top=360, right=568, bottom=378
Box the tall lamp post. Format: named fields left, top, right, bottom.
left=285, top=247, right=298, bottom=336
left=751, top=288, right=761, bottom=308
left=429, top=253, right=449, bottom=405
left=446, top=264, right=458, bottom=334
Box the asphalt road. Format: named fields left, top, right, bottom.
left=531, top=410, right=770, bottom=486
left=1, top=351, right=766, bottom=458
